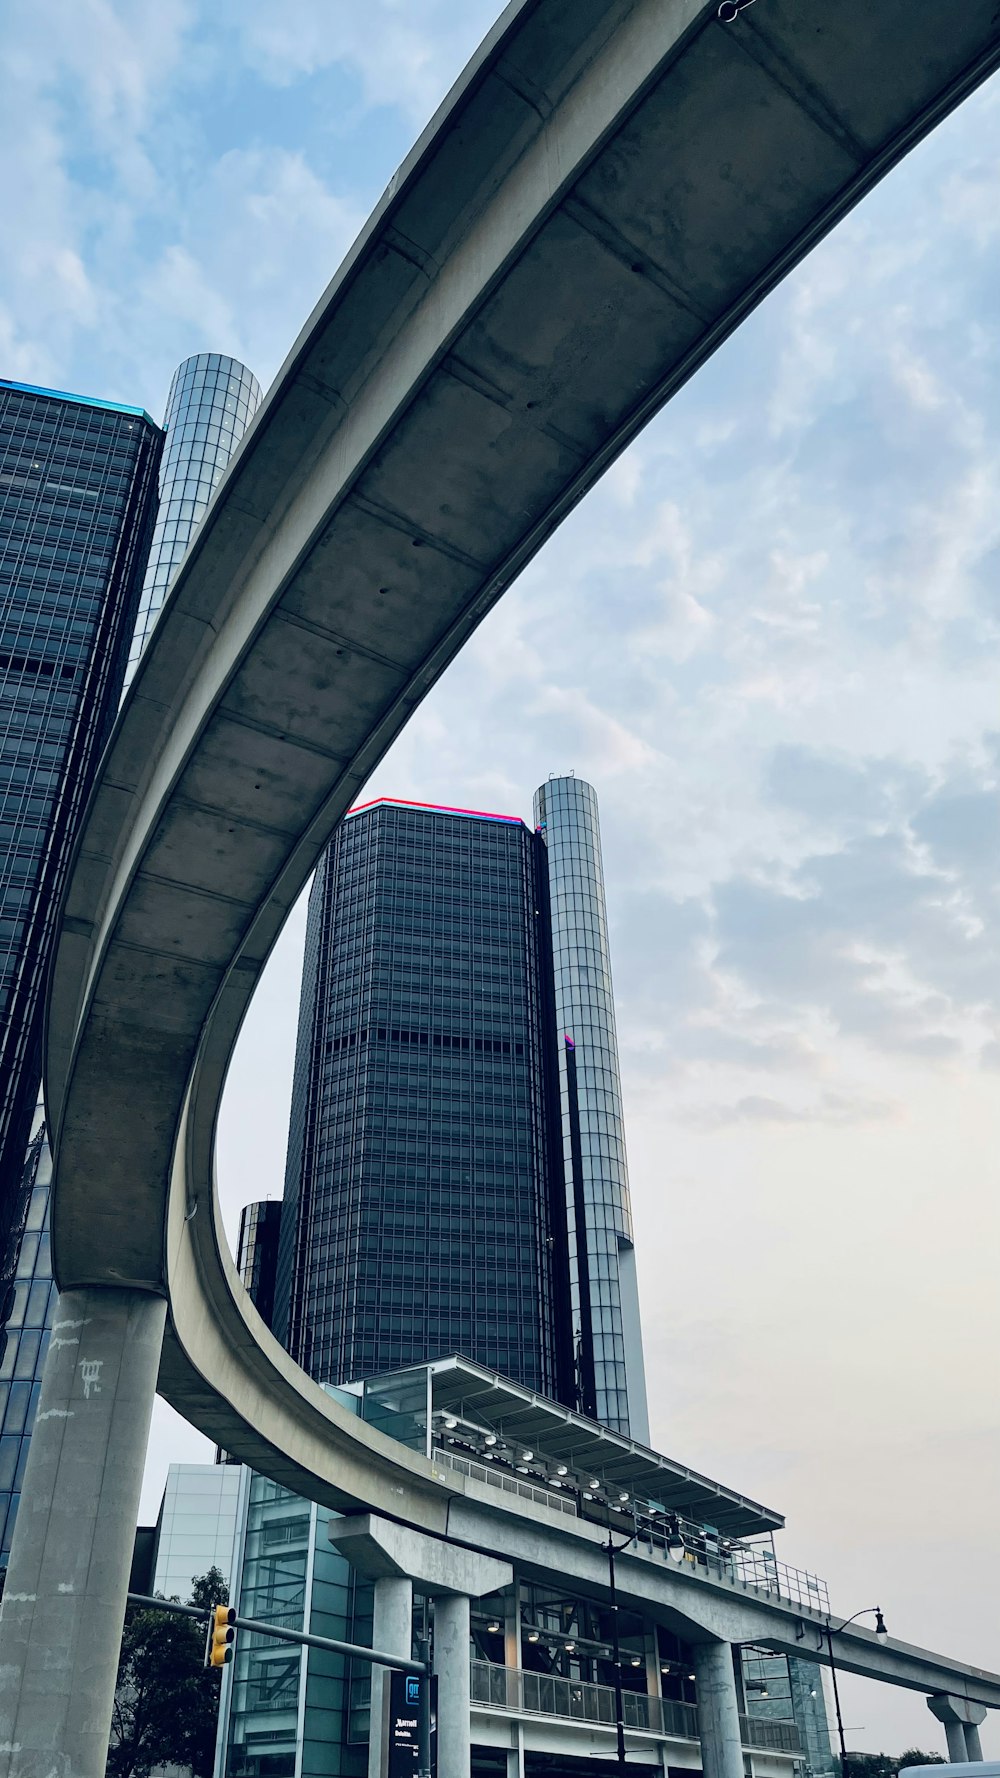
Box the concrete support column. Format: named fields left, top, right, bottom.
left=944, top=1721, right=968, bottom=1762
left=0, top=1285, right=166, bottom=1778
left=434, top=1592, right=472, bottom=1778
left=965, top=1722, right=985, bottom=1762
left=368, top=1575, right=413, bottom=1778
left=693, top=1641, right=745, bottom=1778
left=506, top=1723, right=525, bottom=1777
left=928, top=1694, right=987, bottom=1763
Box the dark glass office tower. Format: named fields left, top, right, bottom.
left=0, top=378, right=161, bottom=1569
left=275, top=798, right=573, bottom=1400
left=236, top=1199, right=283, bottom=1333
left=0, top=379, right=161, bottom=1264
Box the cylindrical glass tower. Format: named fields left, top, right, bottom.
left=533, top=775, right=648, bottom=1439
left=125, top=352, right=261, bottom=685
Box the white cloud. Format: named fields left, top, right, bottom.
left=224, top=0, right=504, bottom=124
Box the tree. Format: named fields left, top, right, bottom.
left=838, top=1753, right=945, bottom=1778
left=107, top=1566, right=230, bottom=1778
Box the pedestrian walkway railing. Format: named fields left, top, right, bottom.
left=471, top=1660, right=800, bottom=1751
left=470, top=1660, right=698, bottom=1735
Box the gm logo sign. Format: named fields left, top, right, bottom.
left=405, top=1676, right=421, bottom=1707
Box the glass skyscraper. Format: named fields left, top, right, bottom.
left=126, top=353, right=261, bottom=686
left=0, top=376, right=162, bottom=1569
left=534, top=775, right=648, bottom=1439
left=274, top=797, right=572, bottom=1403
left=0, top=352, right=258, bottom=1577
left=236, top=1198, right=283, bottom=1334
left=0, top=378, right=161, bottom=1263
left=273, top=778, right=646, bottom=1438
left=0, top=1111, right=57, bottom=1566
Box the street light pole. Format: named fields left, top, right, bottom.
left=821, top=1609, right=888, bottom=1778
left=607, top=1526, right=637, bottom=1769
left=824, top=1626, right=850, bottom=1776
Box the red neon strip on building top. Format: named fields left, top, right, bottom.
left=346, top=796, right=521, bottom=824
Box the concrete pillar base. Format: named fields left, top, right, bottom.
left=693, top=1640, right=744, bottom=1778
left=944, top=1721, right=968, bottom=1763
left=0, top=1285, right=166, bottom=1778
left=965, top=1722, right=985, bottom=1761
left=368, top=1575, right=413, bottom=1778
left=434, top=1592, right=471, bottom=1778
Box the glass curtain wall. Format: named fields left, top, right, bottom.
left=0, top=355, right=255, bottom=1582
left=0, top=382, right=161, bottom=1571
left=743, top=1648, right=833, bottom=1777
left=126, top=352, right=261, bottom=685
left=0, top=379, right=161, bottom=1263
left=236, top=1200, right=283, bottom=1333
left=532, top=776, right=648, bottom=1439
left=0, top=1112, right=55, bottom=1566
left=274, top=801, right=568, bottom=1400
left=152, top=1463, right=243, bottom=1601
left=220, top=1477, right=365, bottom=1776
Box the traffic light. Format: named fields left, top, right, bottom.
left=205, top=1604, right=236, bottom=1668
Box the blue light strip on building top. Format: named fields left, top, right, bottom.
left=0, top=378, right=155, bottom=426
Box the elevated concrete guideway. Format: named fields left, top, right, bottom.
left=6, top=0, right=1000, bottom=1767
left=45, top=0, right=1000, bottom=1524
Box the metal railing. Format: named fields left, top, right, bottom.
left=433, top=1445, right=828, bottom=1612
left=434, top=1445, right=577, bottom=1516
left=729, top=1545, right=830, bottom=1615
left=633, top=1516, right=830, bottom=1615
left=740, top=1714, right=802, bottom=1752
left=470, top=1660, right=698, bottom=1736
left=471, top=1661, right=801, bottom=1752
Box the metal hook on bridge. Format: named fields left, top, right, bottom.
left=718, top=0, right=760, bottom=21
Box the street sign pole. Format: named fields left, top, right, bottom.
left=415, top=1635, right=432, bottom=1778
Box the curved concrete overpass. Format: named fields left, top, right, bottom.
left=44, top=0, right=1000, bottom=1523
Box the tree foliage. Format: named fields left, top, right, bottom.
left=107, top=1565, right=229, bottom=1778
left=838, top=1752, right=945, bottom=1778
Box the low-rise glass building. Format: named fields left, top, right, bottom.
left=152, top=1463, right=244, bottom=1604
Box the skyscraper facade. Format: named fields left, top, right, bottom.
left=235, top=1198, right=282, bottom=1334
left=534, top=775, right=648, bottom=1438
left=0, top=352, right=258, bottom=1576
left=273, top=778, right=646, bottom=1438
left=0, top=1111, right=56, bottom=1568
left=125, top=353, right=261, bottom=686
left=274, top=797, right=572, bottom=1402
left=0, top=378, right=161, bottom=1263
left=0, top=377, right=162, bottom=1568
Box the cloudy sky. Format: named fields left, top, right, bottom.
left=4, top=0, right=999, bottom=1753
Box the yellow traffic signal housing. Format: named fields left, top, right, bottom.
left=206, top=1604, right=236, bottom=1668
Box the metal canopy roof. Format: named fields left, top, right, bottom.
left=419, top=1357, right=783, bottom=1537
